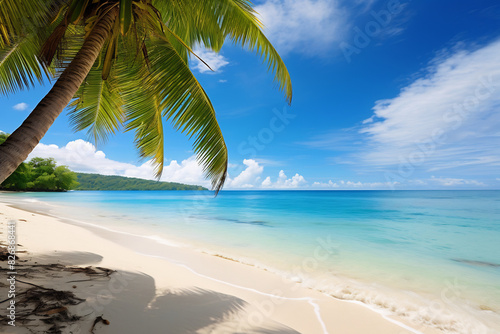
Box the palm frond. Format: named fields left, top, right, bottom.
left=152, top=0, right=292, bottom=103
left=152, top=0, right=225, bottom=54
left=123, top=78, right=165, bottom=177
left=118, top=29, right=228, bottom=192
left=0, top=0, right=63, bottom=48
left=221, top=0, right=292, bottom=103
left=0, top=1, right=76, bottom=94
left=52, top=24, right=85, bottom=76
left=68, top=64, right=125, bottom=145
left=40, top=21, right=69, bottom=66
left=0, top=34, right=51, bottom=94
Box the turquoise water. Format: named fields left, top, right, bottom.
left=2, top=190, right=500, bottom=333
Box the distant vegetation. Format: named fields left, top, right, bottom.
left=76, top=173, right=207, bottom=191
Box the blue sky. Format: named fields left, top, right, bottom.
left=2, top=0, right=500, bottom=189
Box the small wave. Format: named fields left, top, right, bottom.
left=145, top=235, right=184, bottom=248
left=22, top=198, right=41, bottom=203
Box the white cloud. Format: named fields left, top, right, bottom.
left=312, top=180, right=399, bottom=189
left=224, top=160, right=307, bottom=189
left=406, top=177, right=486, bottom=187
left=191, top=47, right=229, bottom=73
left=255, top=0, right=346, bottom=55
left=160, top=156, right=208, bottom=186
left=28, top=139, right=210, bottom=186
left=226, top=159, right=264, bottom=188
left=309, top=178, right=485, bottom=189
left=359, top=39, right=500, bottom=172
left=13, top=102, right=29, bottom=111
left=29, top=140, right=133, bottom=175
left=260, top=170, right=307, bottom=189
left=261, top=176, right=272, bottom=187
left=312, top=180, right=340, bottom=188
left=274, top=170, right=307, bottom=188
left=428, top=177, right=485, bottom=187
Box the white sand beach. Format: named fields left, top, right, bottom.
left=0, top=201, right=442, bottom=334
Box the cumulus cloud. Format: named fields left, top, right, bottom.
left=261, top=170, right=307, bottom=189
left=13, top=102, right=29, bottom=111
left=29, top=140, right=135, bottom=174
left=191, top=47, right=229, bottom=73
left=160, top=156, right=208, bottom=186
left=28, top=140, right=210, bottom=186
left=226, top=160, right=307, bottom=189
left=358, top=39, right=500, bottom=172
left=255, top=0, right=346, bottom=55
left=226, top=159, right=264, bottom=188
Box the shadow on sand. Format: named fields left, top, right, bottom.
left=15, top=250, right=300, bottom=334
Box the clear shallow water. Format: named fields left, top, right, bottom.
left=2, top=190, right=500, bottom=333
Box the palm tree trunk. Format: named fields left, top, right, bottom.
left=0, top=8, right=118, bottom=184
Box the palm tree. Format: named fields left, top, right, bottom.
left=0, top=0, right=292, bottom=192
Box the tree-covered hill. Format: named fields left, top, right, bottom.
left=76, top=173, right=207, bottom=191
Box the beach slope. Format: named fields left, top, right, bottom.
left=0, top=202, right=439, bottom=334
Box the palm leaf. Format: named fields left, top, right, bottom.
left=68, top=64, right=125, bottom=144
left=0, top=0, right=62, bottom=48
left=153, top=0, right=292, bottom=103
left=0, top=34, right=51, bottom=94
left=117, top=28, right=228, bottom=192
left=122, top=78, right=165, bottom=177
left=0, top=3, right=76, bottom=94
left=221, top=0, right=292, bottom=103
left=152, top=0, right=225, bottom=56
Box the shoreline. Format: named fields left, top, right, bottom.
left=0, top=200, right=442, bottom=334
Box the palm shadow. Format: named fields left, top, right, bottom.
left=18, top=250, right=301, bottom=333
left=93, top=273, right=247, bottom=334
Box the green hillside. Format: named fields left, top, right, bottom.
left=76, top=173, right=206, bottom=191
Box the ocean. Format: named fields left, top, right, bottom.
left=1, top=190, right=499, bottom=333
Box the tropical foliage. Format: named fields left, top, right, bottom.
left=1, top=133, right=79, bottom=191
left=0, top=133, right=30, bottom=189
left=0, top=0, right=292, bottom=193
left=76, top=173, right=206, bottom=191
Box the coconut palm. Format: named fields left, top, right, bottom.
left=0, top=0, right=292, bottom=192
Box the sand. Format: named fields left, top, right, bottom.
left=0, top=201, right=442, bottom=334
